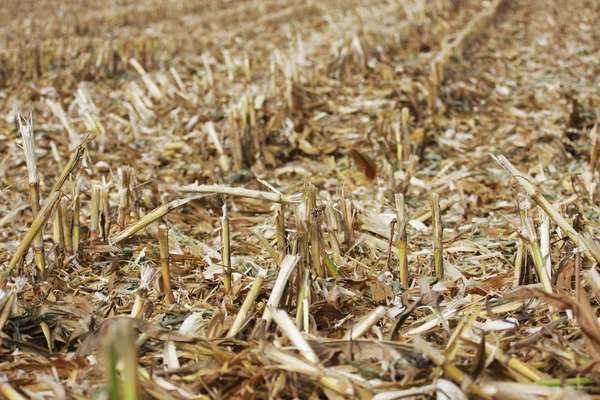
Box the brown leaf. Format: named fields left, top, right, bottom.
left=366, top=279, right=393, bottom=303
left=62, top=295, right=95, bottom=313
left=348, top=149, right=377, bottom=180
left=312, top=301, right=346, bottom=329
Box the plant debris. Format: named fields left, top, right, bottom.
left=1, top=0, right=600, bottom=398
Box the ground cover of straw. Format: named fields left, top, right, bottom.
left=1, top=0, right=600, bottom=398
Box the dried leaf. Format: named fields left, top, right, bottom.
left=349, top=149, right=377, bottom=180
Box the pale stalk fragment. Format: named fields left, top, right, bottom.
left=46, top=98, right=81, bottom=150
left=131, top=263, right=155, bottom=319
left=17, top=109, right=45, bottom=275
left=539, top=212, right=551, bottom=281
left=253, top=230, right=281, bottom=266
left=340, top=190, right=355, bottom=246
left=204, top=122, right=230, bottom=173
left=344, top=306, right=386, bottom=340
left=310, top=206, right=323, bottom=277
left=158, top=225, right=174, bottom=305
left=130, top=58, right=162, bottom=100
left=117, top=166, right=133, bottom=231
left=228, top=111, right=243, bottom=172
left=271, top=308, right=319, bottom=364
left=323, top=195, right=342, bottom=264
left=222, top=49, right=235, bottom=81
left=513, top=238, right=524, bottom=287
left=227, top=269, right=266, bottom=338
left=519, top=203, right=552, bottom=294
left=492, top=154, right=600, bottom=263
left=584, top=268, right=600, bottom=300
left=243, top=50, right=251, bottom=81
left=262, top=255, right=300, bottom=328
left=201, top=54, right=214, bottom=87
left=179, top=184, right=300, bottom=203
left=295, top=266, right=310, bottom=330
left=221, top=204, right=232, bottom=292
left=169, top=66, right=187, bottom=93
left=430, top=192, right=443, bottom=279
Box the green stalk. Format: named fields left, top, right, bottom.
left=227, top=269, right=266, bottom=338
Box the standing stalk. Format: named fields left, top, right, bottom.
left=539, top=213, right=551, bottom=282
left=401, top=107, right=411, bottom=163
left=430, top=192, right=444, bottom=279
left=73, top=184, right=81, bottom=254
left=90, top=184, right=101, bottom=241
left=100, top=183, right=110, bottom=241
left=396, top=194, right=409, bottom=287
left=222, top=204, right=232, bottom=292
left=118, top=167, right=131, bottom=231
left=519, top=203, right=552, bottom=294
left=295, top=267, right=310, bottom=330
left=158, top=225, right=174, bottom=304
left=394, top=121, right=402, bottom=166
left=18, top=110, right=46, bottom=276
left=513, top=238, right=524, bottom=287
left=275, top=204, right=286, bottom=262
left=104, top=318, right=139, bottom=400
left=53, top=203, right=64, bottom=266
left=61, top=198, right=73, bottom=256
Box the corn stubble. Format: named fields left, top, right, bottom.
left=1, top=0, right=600, bottom=398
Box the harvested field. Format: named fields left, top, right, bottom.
left=1, top=0, right=600, bottom=398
